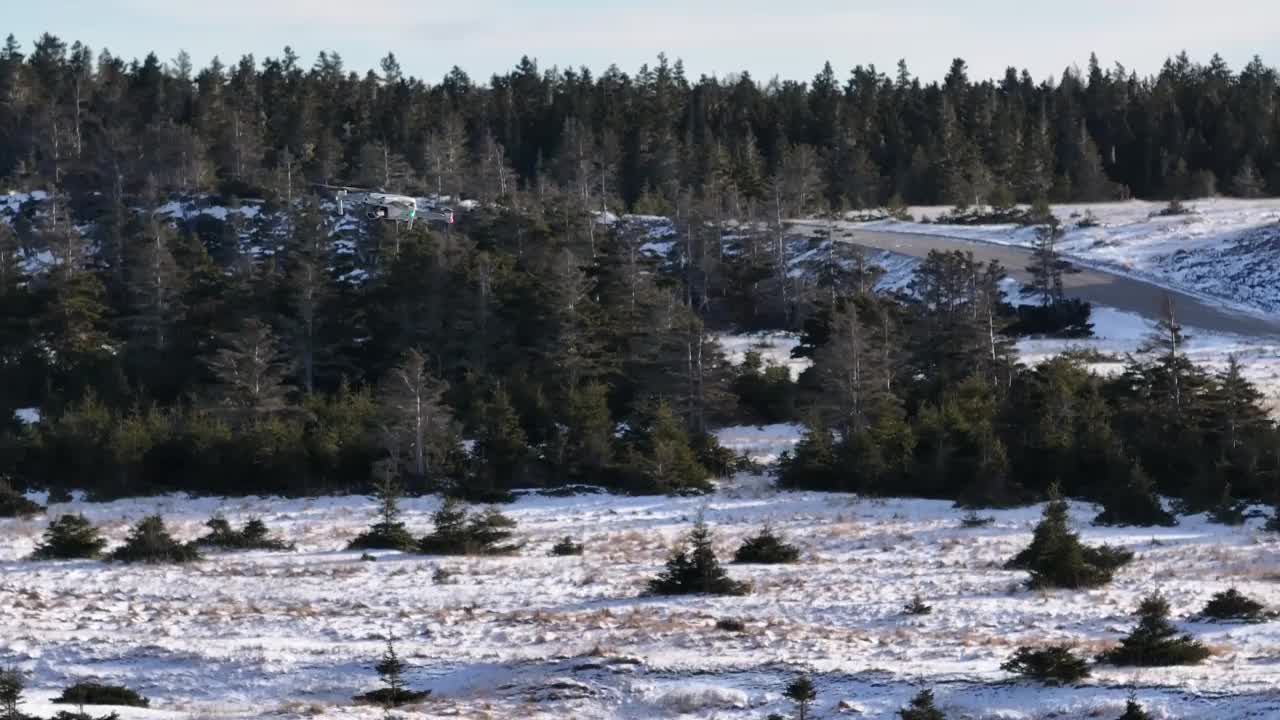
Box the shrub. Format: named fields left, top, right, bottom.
left=1001, top=645, right=1090, bottom=684
left=1197, top=587, right=1271, bottom=622
left=54, top=682, right=149, bottom=708
left=732, top=525, right=800, bottom=564
left=197, top=516, right=294, bottom=551
left=419, top=499, right=521, bottom=555
left=783, top=675, right=816, bottom=720
left=0, top=479, right=42, bottom=518
left=31, top=514, right=107, bottom=560
left=550, top=536, right=584, bottom=556
left=1266, top=505, right=1280, bottom=533
left=1, top=667, right=30, bottom=720
left=1100, top=594, right=1211, bottom=666
left=108, top=516, right=201, bottom=564
left=903, top=595, right=933, bottom=616
left=898, top=688, right=945, bottom=720
left=715, top=618, right=746, bottom=632
left=959, top=510, right=994, bottom=528
left=647, top=516, right=749, bottom=596
left=1208, top=483, right=1247, bottom=526
left=1006, top=484, right=1129, bottom=589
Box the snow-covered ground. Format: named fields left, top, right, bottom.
left=866, top=198, right=1280, bottom=317
left=3, top=487, right=1279, bottom=719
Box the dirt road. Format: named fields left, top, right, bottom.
left=791, top=221, right=1280, bottom=338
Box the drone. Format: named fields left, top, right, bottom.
left=315, top=184, right=454, bottom=229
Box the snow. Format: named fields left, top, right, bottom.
left=13, top=407, right=40, bottom=425
left=4, top=489, right=1279, bottom=718
left=713, top=423, right=804, bottom=465
left=716, top=331, right=810, bottom=381
left=867, top=198, right=1280, bottom=317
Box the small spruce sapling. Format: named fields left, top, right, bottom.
left=1006, top=483, right=1130, bottom=589
left=1100, top=593, right=1211, bottom=666
left=783, top=675, right=817, bottom=720
left=959, top=509, right=994, bottom=528
left=108, top=516, right=200, bottom=564
left=31, top=514, right=107, bottom=560
left=1116, top=693, right=1152, bottom=720
left=53, top=682, right=149, bottom=707
left=354, top=636, right=430, bottom=707
left=1092, top=465, right=1176, bottom=527
left=347, top=475, right=418, bottom=552
left=647, top=515, right=749, bottom=596
left=550, top=536, right=584, bottom=556
left=898, top=688, right=945, bottom=720
left=197, top=515, right=293, bottom=551
left=732, top=524, right=800, bottom=564
left=1196, top=587, right=1271, bottom=622
left=1001, top=645, right=1091, bottom=684
left=903, top=595, right=933, bottom=616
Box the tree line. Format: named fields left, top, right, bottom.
left=1, top=34, right=1278, bottom=217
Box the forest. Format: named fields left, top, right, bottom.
left=0, top=34, right=1278, bottom=520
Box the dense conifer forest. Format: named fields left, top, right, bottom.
left=0, top=34, right=1277, bottom=514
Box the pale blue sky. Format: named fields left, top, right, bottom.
left=8, top=0, right=1279, bottom=82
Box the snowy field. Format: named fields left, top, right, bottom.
left=3, top=482, right=1280, bottom=720
left=865, top=198, right=1280, bottom=317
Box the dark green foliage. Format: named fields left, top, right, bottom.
left=1116, top=696, right=1152, bottom=720
left=1100, top=594, right=1212, bottom=666
left=418, top=498, right=520, bottom=555
left=903, top=595, right=933, bottom=616
left=715, top=618, right=746, bottom=632
left=1001, top=645, right=1091, bottom=684
left=732, top=351, right=796, bottom=424
left=31, top=514, right=107, bottom=560
left=959, top=510, right=994, bottom=528
left=783, top=675, right=817, bottom=720
left=197, top=516, right=294, bottom=551
left=53, top=682, right=149, bottom=708
left=550, top=536, right=584, bottom=556
left=1197, top=587, right=1270, bottom=622
left=1093, top=465, right=1176, bottom=527
left=354, top=638, right=430, bottom=707
left=50, top=711, right=121, bottom=720
left=0, top=480, right=42, bottom=518
left=732, top=525, right=800, bottom=564
left=1267, top=506, right=1280, bottom=533
left=647, top=517, right=749, bottom=596
left=1007, top=486, right=1130, bottom=589
left=1207, top=483, right=1247, bottom=526
left=618, top=401, right=712, bottom=495
left=347, top=477, right=417, bottom=552
left=108, top=516, right=201, bottom=564
left=898, top=688, right=945, bottom=720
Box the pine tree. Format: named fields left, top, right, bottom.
left=1100, top=593, right=1211, bottom=666
left=621, top=400, right=710, bottom=495
left=1116, top=694, right=1152, bottom=720
left=898, top=688, right=945, bottom=720
left=783, top=675, right=817, bottom=720
left=31, top=514, right=106, bottom=559
left=1006, top=483, right=1131, bottom=588
left=347, top=475, right=417, bottom=551
left=1197, top=587, right=1270, bottom=622
left=733, top=524, right=801, bottom=564
left=206, top=318, right=294, bottom=415
left=379, top=348, right=450, bottom=483
left=0, top=480, right=43, bottom=519
left=418, top=497, right=519, bottom=555
left=647, top=515, right=749, bottom=596
left=1231, top=156, right=1265, bottom=198
left=1093, top=464, right=1176, bottom=527
left=0, top=667, right=28, bottom=720
left=1001, top=644, right=1091, bottom=684
left=471, top=386, right=530, bottom=497
left=196, top=515, right=293, bottom=551
left=109, top=515, right=201, bottom=564
left=354, top=636, right=430, bottom=707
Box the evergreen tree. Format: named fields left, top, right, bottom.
left=0, top=667, right=29, bottom=720
left=1093, top=464, right=1176, bottom=527
left=898, top=688, right=945, bottom=720
left=109, top=515, right=201, bottom=563
left=1006, top=484, right=1131, bottom=588
left=647, top=515, right=749, bottom=596
left=379, top=348, right=450, bottom=484
left=620, top=400, right=710, bottom=495
left=206, top=318, right=294, bottom=415
left=1100, top=593, right=1211, bottom=666
left=354, top=636, right=430, bottom=707
left=733, top=524, right=801, bottom=564
left=471, top=386, right=530, bottom=496
left=783, top=675, right=817, bottom=720
left=1001, top=645, right=1091, bottom=684
left=1116, top=696, right=1152, bottom=720
left=196, top=515, right=293, bottom=551
left=347, top=475, right=417, bottom=551
left=418, top=497, right=519, bottom=555
left=0, top=480, right=43, bottom=518
left=31, top=514, right=107, bottom=559
left=1197, top=587, right=1270, bottom=622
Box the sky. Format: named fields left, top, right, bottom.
left=7, top=0, right=1279, bottom=84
